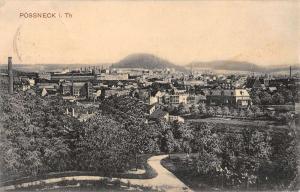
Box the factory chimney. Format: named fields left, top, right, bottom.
left=290, top=66, right=292, bottom=78
left=8, top=57, right=13, bottom=94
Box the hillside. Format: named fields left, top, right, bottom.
left=187, top=60, right=299, bottom=73
left=187, top=60, right=263, bottom=72
left=113, top=53, right=187, bottom=72
left=1, top=56, right=297, bottom=74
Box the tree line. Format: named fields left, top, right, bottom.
left=165, top=102, right=294, bottom=123
left=186, top=122, right=297, bottom=190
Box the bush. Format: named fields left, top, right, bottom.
left=112, top=179, right=121, bottom=188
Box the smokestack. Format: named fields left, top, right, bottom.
left=290, top=66, right=292, bottom=78
left=8, top=57, right=13, bottom=94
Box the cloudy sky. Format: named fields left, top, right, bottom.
left=0, top=0, right=299, bottom=66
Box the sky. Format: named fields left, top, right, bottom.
left=0, top=0, right=299, bottom=66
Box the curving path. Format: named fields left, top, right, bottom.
left=0, top=155, right=192, bottom=192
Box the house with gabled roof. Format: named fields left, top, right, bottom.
left=206, top=88, right=251, bottom=108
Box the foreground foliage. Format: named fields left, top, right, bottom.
left=0, top=93, right=157, bottom=180
left=163, top=122, right=297, bottom=190
left=0, top=92, right=297, bottom=191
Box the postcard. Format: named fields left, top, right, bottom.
left=0, top=1, right=299, bottom=191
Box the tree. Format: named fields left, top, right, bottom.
left=259, top=92, right=272, bottom=105
left=277, top=112, right=294, bottom=124
left=280, top=88, right=294, bottom=103
left=268, top=128, right=297, bottom=188
left=177, top=103, right=189, bottom=115
left=252, top=96, right=261, bottom=105
left=159, top=120, right=180, bottom=156
left=250, top=106, right=261, bottom=118
left=0, top=91, right=82, bottom=178
left=223, top=106, right=230, bottom=117
left=171, top=121, right=193, bottom=155
left=198, top=103, right=207, bottom=115
left=239, top=129, right=272, bottom=189
left=220, top=133, right=244, bottom=187
left=219, top=127, right=272, bottom=189
left=79, top=113, right=133, bottom=174
left=232, top=109, right=239, bottom=117
left=239, top=109, right=246, bottom=118
left=190, top=104, right=199, bottom=115
left=246, top=108, right=254, bottom=118
left=207, top=106, right=215, bottom=116
left=272, top=93, right=285, bottom=105
left=192, top=122, right=222, bottom=175
left=215, top=106, right=223, bottom=116
left=163, top=129, right=178, bottom=156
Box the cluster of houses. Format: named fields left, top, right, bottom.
left=2, top=63, right=300, bottom=123
left=1, top=66, right=254, bottom=104
left=132, top=80, right=252, bottom=123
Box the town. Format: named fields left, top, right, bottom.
left=1, top=56, right=299, bottom=123
left=0, top=55, right=299, bottom=192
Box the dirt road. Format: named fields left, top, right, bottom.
left=1, top=155, right=192, bottom=192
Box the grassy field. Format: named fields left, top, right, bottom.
left=187, top=117, right=288, bottom=127
left=187, top=117, right=289, bottom=135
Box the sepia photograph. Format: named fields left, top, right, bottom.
left=0, top=0, right=299, bottom=191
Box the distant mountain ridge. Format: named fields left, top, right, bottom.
left=0, top=54, right=298, bottom=73
left=113, top=53, right=187, bottom=72
left=187, top=60, right=300, bottom=73
left=188, top=60, right=262, bottom=71
left=114, top=54, right=299, bottom=73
